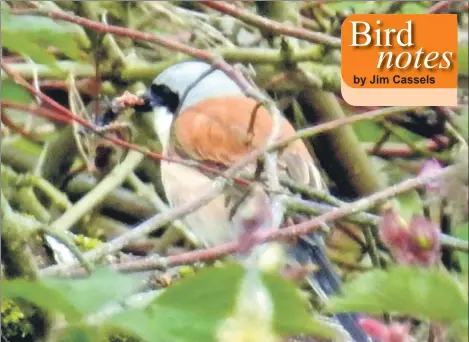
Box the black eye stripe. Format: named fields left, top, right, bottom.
left=149, top=84, right=180, bottom=113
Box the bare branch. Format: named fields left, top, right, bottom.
left=200, top=1, right=341, bottom=48
left=40, top=165, right=459, bottom=277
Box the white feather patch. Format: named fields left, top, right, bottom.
left=152, top=106, right=174, bottom=153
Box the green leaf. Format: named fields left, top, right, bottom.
left=326, top=2, right=377, bottom=13
left=455, top=107, right=468, bottom=141
left=42, top=267, right=140, bottom=316
left=112, top=264, right=245, bottom=342
left=54, top=325, right=101, bottom=342
left=458, top=37, right=468, bottom=75
left=2, top=29, right=57, bottom=66
left=400, top=3, right=427, bottom=14
left=327, top=266, right=468, bottom=326
left=262, top=272, right=338, bottom=339
left=10, top=136, right=44, bottom=158
left=1, top=10, right=86, bottom=67
left=396, top=190, right=424, bottom=222
left=2, top=268, right=140, bottom=322
left=352, top=121, right=385, bottom=142
left=2, top=278, right=81, bottom=321
left=112, top=264, right=338, bottom=342
left=1, top=79, right=34, bottom=104
left=455, top=222, right=469, bottom=273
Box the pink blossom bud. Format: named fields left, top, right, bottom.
left=359, top=318, right=390, bottom=340
left=359, top=318, right=413, bottom=342
left=379, top=206, right=411, bottom=248
left=379, top=206, right=441, bottom=266
left=407, top=216, right=441, bottom=266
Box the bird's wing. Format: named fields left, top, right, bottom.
left=172, top=95, right=318, bottom=186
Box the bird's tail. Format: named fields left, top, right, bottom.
left=291, top=234, right=372, bottom=342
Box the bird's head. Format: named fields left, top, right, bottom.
left=134, top=60, right=244, bottom=150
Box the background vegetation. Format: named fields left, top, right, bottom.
left=1, top=1, right=468, bottom=342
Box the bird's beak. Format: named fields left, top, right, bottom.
left=133, top=90, right=153, bottom=115
left=131, top=90, right=169, bottom=146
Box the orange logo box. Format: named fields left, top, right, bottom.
left=341, top=14, right=458, bottom=106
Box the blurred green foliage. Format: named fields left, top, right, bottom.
left=1, top=7, right=89, bottom=68
left=327, top=266, right=469, bottom=341
left=2, top=265, right=340, bottom=342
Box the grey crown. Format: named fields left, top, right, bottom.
left=151, top=60, right=244, bottom=112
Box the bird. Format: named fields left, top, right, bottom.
left=134, top=60, right=372, bottom=342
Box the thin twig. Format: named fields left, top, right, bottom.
left=380, top=121, right=450, bottom=162
left=270, top=106, right=420, bottom=152
left=284, top=196, right=467, bottom=252
left=1, top=109, right=41, bottom=142
left=200, top=1, right=341, bottom=48
left=1, top=65, right=250, bottom=186
left=1, top=192, right=41, bottom=279
left=371, top=130, right=392, bottom=156
left=7, top=10, right=291, bottom=193
left=362, top=225, right=382, bottom=268
left=8, top=8, right=255, bottom=97
left=274, top=166, right=453, bottom=240
left=126, top=173, right=197, bottom=247
left=435, top=106, right=469, bottom=144
left=40, top=165, right=460, bottom=277
left=66, top=174, right=155, bottom=219
left=426, top=1, right=452, bottom=14
left=40, top=129, right=284, bottom=275
left=1, top=101, right=71, bottom=124
left=2, top=68, right=417, bottom=189
left=47, top=150, right=144, bottom=234
left=1, top=62, right=88, bottom=125
left=364, top=138, right=450, bottom=159
left=4, top=46, right=325, bottom=81
left=14, top=174, right=71, bottom=211
left=9, top=8, right=214, bottom=61
left=279, top=177, right=343, bottom=207
left=41, top=228, right=93, bottom=274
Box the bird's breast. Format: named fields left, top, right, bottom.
left=160, top=159, right=245, bottom=247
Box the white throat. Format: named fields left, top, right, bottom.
left=152, top=107, right=174, bottom=153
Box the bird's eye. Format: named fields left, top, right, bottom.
left=149, top=84, right=180, bottom=113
